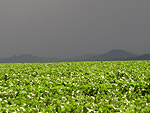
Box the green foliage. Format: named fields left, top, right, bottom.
left=0, top=61, right=150, bottom=112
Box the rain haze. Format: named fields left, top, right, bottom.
left=0, top=0, right=150, bottom=58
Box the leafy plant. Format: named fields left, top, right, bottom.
left=0, top=61, right=149, bottom=112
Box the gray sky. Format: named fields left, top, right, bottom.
left=0, top=0, right=150, bottom=58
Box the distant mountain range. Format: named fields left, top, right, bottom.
left=0, top=49, right=150, bottom=63
left=0, top=54, right=61, bottom=63
left=67, top=49, right=137, bottom=61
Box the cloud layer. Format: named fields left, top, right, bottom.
left=0, top=0, right=150, bottom=57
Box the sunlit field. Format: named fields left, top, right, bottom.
left=0, top=61, right=150, bottom=112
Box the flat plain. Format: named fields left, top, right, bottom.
left=0, top=61, right=150, bottom=112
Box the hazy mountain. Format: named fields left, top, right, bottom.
left=0, top=54, right=60, bottom=63
left=70, top=49, right=138, bottom=61
left=126, top=54, right=150, bottom=60
left=0, top=49, right=149, bottom=63
left=64, top=53, right=98, bottom=62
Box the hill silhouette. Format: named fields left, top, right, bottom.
left=0, top=49, right=149, bottom=63
left=126, top=54, right=150, bottom=60
left=0, top=54, right=60, bottom=63
left=86, top=49, right=137, bottom=61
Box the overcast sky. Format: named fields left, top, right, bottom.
left=0, top=0, right=150, bottom=58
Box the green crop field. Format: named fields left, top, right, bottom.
left=0, top=61, right=150, bottom=112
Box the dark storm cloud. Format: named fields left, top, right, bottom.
left=0, top=0, right=150, bottom=58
